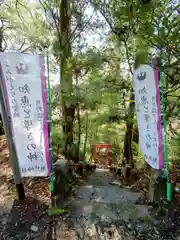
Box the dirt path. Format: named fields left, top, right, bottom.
left=0, top=169, right=180, bottom=239
left=0, top=135, right=180, bottom=240
left=53, top=169, right=180, bottom=240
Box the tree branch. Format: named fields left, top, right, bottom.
left=123, top=39, right=133, bottom=75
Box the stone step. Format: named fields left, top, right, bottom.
left=69, top=198, right=150, bottom=222
left=76, top=185, right=141, bottom=204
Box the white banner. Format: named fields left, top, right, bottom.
left=0, top=52, right=50, bottom=177
left=133, top=64, right=164, bottom=169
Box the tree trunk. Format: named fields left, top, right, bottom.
left=75, top=79, right=81, bottom=162
left=62, top=104, right=75, bottom=156
left=83, top=114, right=88, bottom=162
left=60, top=0, right=75, bottom=160
left=132, top=124, right=139, bottom=144
left=0, top=26, right=4, bottom=135
left=75, top=101, right=81, bottom=162
left=123, top=91, right=134, bottom=167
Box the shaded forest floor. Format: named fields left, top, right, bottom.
left=0, top=135, right=180, bottom=239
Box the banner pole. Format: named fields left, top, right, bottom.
left=46, top=51, right=55, bottom=206
left=0, top=71, right=25, bottom=200
left=158, top=57, right=171, bottom=201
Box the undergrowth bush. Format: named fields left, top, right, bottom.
left=169, top=133, right=180, bottom=166
left=52, top=123, right=63, bottom=157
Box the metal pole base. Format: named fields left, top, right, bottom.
left=16, top=183, right=25, bottom=200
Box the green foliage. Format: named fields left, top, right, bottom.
left=46, top=207, right=69, bottom=216
left=52, top=123, right=63, bottom=156
left=169, top=133, right=180, bottom=166
left=0, top=0, right=50, bottom=52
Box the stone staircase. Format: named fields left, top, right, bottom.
left=55, top=169, right=153, bottom=239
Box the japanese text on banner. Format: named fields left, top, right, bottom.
left=0, top=53, right=50, bottom=177
left=133, top=64, right=164, bottom=169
